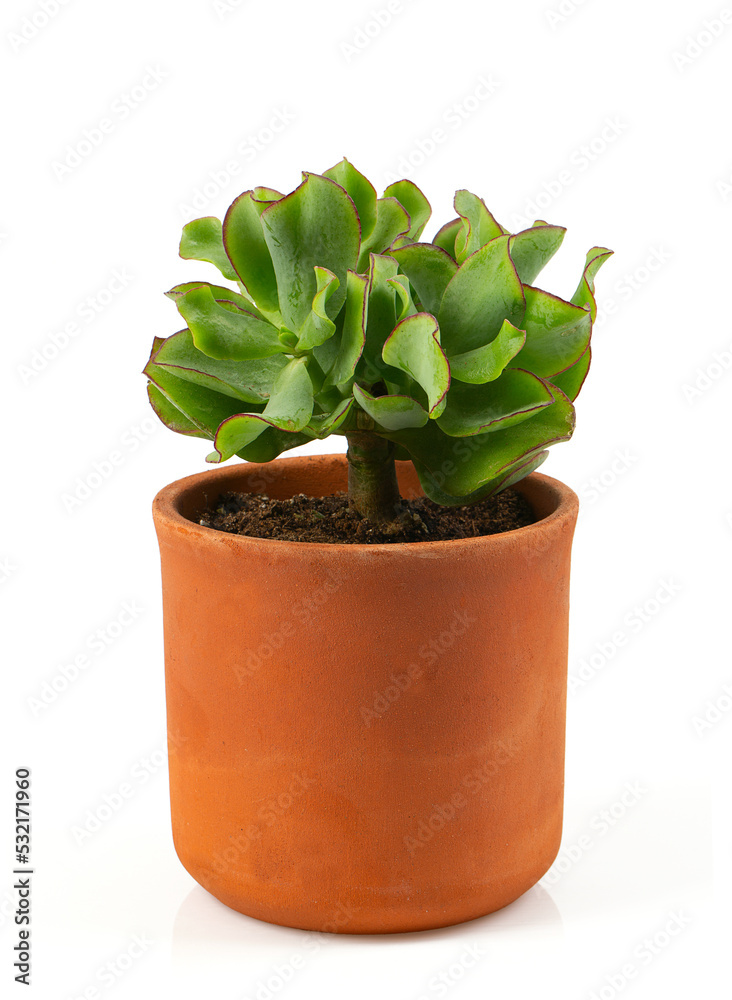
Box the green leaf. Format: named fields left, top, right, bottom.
left=453, top=190, right=503, bottom=263
left=147, top=383, right=208, bottom=438
left=385, top=384, right=574, bottom=502
left=509, top=225, right=567, bottom=284
left=571, top=246, right=613, bottom=321
left=357, top=197, right=411, bottom=271
left=222, top=191, right=280, bottom=316
left=353, top=383, right=428, bottom=430
left=209, top=357, right=314, bottom=461
left=382, top=312, right=450, bottom=417
left=179, top=217, right=238, bottom=281
left=252, top=187, right=283, bottom=207
left=383, top=179, right=431, bottom=239
left=511, top=286, right=591, bottom=376
left=297, top=267, right=339, bottom=351
left=176, top=284, right=284, bottom=360
left=437, top=369, right=553, bottom=436
left=432, top=217, right=461, bottom=259
left=390, top=242, right=457, bottom=315
left=388, top=274, right=417, bottom=321
left=149, top=329, right=287, bottom=403
left=438, top=235, right=525, bottom=355
left=144, top=358, right=253, bottom=438
left=414, top=450, right=550, bottom=506
left=165, top=281, right=257, bottom=313
left=306, top=397, right=354, bottom=438
left=323, top=158, right=377, bottom=241
left=323, top=270, right=368, bottom=387
left=358, top=253, right=403, bottom=386
left=449, top=318, right=526, bottom=384
left=548, top=347, right=591, bottom=401
left=235, top=427, right=312, bottom=463
left=260, top=172, right=360, bottom=330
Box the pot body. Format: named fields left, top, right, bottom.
left=153, top=455, right=578, bottom=934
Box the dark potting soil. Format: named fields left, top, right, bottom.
left=199, top=488, right=536, bottom=544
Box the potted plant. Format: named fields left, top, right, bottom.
left=147, top=159, right=611, bottom=934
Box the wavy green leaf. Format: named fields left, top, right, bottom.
left=144, top=359, right=254, bottom=438
left=147, top=383, right=208, bottom=438
left=357, top=197, right=411, bottom=270
left=382, top=312, right=450, bottom=417
left=383, top=179, right=431, bottom=240
left=432, top=217, right=461, bottom=259
left=453, top=190, right=503, bottom=262
left=390, top=242, right=457, bottom=316
left=511, top=286, right=591, bottom=376
left=385, top=384, right=574, bottom=501
left=548, top=347, right=591, bottom=401
left=571, top=246, right=613, bottom=321
left=438, top=235, right=525, bottom=355
left=179, top=217, right=238, bottom=282
left=437, top=369, right=553, bottom=436
left=148, top=329, right=286, bottom=403
left=297, top=267, right=339, bottom=351
left=223, top=191, right=280, bottom=316
left=306, top=397, right=354, bottom=438
left=353, top=383, right=429, bottom=430
left=509, top=224, right=567, bottom=284
left=260, top=172, right=360, bottom=330
left=176, top=284, right=284, bottom=360
left=165, top=281, right=257, bottom=313
left=209, top=357, right=314, bottom=461
left=449, top=318, right=526, bottom=384
left=323, top=158, right=377, bottom=241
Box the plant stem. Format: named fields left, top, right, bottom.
left=346, top=432, right=403, bottom=525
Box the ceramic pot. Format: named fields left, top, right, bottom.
left=152, top=454, right=579, bottom=934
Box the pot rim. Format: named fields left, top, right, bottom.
left=152, top=453, right=579, bottom=554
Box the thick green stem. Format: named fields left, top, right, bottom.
left=346, top=432, right=403, bottom=525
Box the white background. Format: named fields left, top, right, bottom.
left=2, top=0, right=730, bottom=996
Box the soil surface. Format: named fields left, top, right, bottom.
left=199, top=488, right=536, bottom=544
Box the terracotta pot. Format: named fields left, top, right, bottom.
left=153, top=454, right=579, bottom=934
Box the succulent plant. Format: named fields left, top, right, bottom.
left=144, top=159, right=611, bottom=527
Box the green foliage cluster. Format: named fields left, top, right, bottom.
left=145, top=159, right=610, bottom=505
